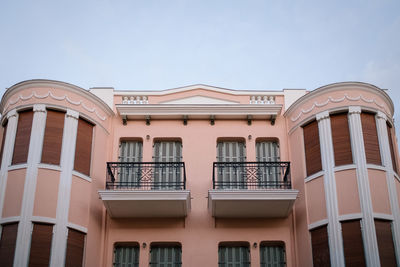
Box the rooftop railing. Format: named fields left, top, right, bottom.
left=106, top=162, right=186, bottom=190
left=212, top=162, right=291, bottom=190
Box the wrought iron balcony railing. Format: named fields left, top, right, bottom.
left=212, top=162, right=291, bottom=190
left=106, top=162, right=186, bottom=190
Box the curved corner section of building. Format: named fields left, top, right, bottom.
left=0, top=79, right=113, bottom=267
left=285, top=82, right=400, bottom=267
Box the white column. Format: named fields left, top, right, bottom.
left=14, top=104, right=47, bottom=267
left=50, top=109, right=79, bottom=267
left=316, top=111, right=345, bottom=267
left=376, top=111, right=400, bottom=265
left=0, top=109, right=19, bottom=219
left=348, top=106, right=380, bottom=267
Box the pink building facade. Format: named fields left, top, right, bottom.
left=0, top=79, right=399, bottom=267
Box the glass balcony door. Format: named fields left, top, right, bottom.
left=217, top=141, right=246, bottom=189
left=153, top=141, right=182, bottom=189
left=119, top=141, right=143, bottom=188
left=256, top=141, right=280, bottom=188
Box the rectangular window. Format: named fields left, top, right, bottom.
left=387, top=123, right=398, bottom=174
left=12, top=110, right=33, bottom=165
left=310, top=225, right=330, bottom=267
left=150, top=245, right=181, bottom=267
left=114, top=244, right=139, bottom=267
left=218, top=245, right=250, bottom=267
left=361, top=113, right=381, bottom=165
left=303, top=120, right=322, bottom=176
left=375, top=220, right=397, bottom=267
left=260, top=242, right=286, bottom=267
left=74, top=118, right=93, bottom=176
left=0, top=121, right=8, bottom=167
left=217, top=141, right=246, bottom=189
left=153, top=141, right=182, bottom=189
left=65, top=229, right=85, bottom=267
left=341, top=220, right=366, bottom=266
left=28, top=223, right=53, bottom=267
left=256, top=141, right=280, bottom=187
left=0, top=223, right=18, bottom=267
left=41, top=110, right=65, bottom=165
left=119, top=141, right=143, bottom=188
left=330, top=113, right=353, bottom=166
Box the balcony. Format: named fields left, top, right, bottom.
left=208, top=162, right=299, bottom=218
left=98, top=162, right=191, bottom=218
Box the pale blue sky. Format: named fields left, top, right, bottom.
left=0, top=0, right=399, bottom=140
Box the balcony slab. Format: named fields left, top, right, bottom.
left=98, top=190, right=191, bottom=218
left=208, top=189, right=299, bottom=218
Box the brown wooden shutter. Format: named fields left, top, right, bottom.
left=331, top=113, right=353, bottom=166
left=41, top=110, right=65, bottom=165
left=303, top=120, right=322, bottom=176
left=375, top=220, right=397, bottom=267
left=0, top=122, right=8, bottom=167
left=310, top=225, right=331, bottom=267
left=341, top=220, right=366, bottom=266
left=0, top=223, right=18, bottom=267
left=28, top=223, right=53, bottom=267
left=65, top=229, right=85, bottom=267
left=361, top=113, right=381, bottom=165
left=387, top=123, right=398, bottom=174
left=74, top=118, right=93, bottom=176
left=12, top=110, right=33, bottom=164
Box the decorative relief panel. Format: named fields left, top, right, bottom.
left=250, top=95, right=275, bottom=104
left=121, top=96, right=148, bottom=104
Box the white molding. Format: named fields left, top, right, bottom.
left=116, top=104, right=282, bottom=117
left=333, top=164, right=356, bottom=172
left=375, top=113, right=400, bottom=265
left=308, top=219, right=329, bottom=230
left=71, top=170, right=92, bottom=182
left=285, top=82, right=394, bottom=120
left=67, top=222, right=88, bottom=233
left=31, top=216, right=57, bottom=224
left=338, top=213, right=362, bottom=221
left=37, top=163, right=62, bottom=172
left=14, top=104, right=47, bottom=267
left=348, top=106, right=381, bottom=267
left=0, top=109, right=19, bottom=219
left=304, top=171, right=325, bottom=183
left=0, top=79, right=114, bottom=117
left=373, top=213, right=394, bottom=221
left=115, top=84, right=285, bottom=96
left=7, top=163, right=28, bottom=171
left=50, top=108, right=79, bottom=267
left=316, top=111, right=345, bottom=266
left=366, top=164, right=386, bottom=171
left=0, top=216, right=20, bottom=224
left=207, top=189, right=299, bottom=201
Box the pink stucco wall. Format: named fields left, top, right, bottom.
left=305, top=177, right=327, bottom=223
left=368, top=169, right=391, bottom=214
left=33, top=168, right=60, bottom=218
left=335, top=169, right=361, bottom=215
left=2, top=169, right=26, bottom=218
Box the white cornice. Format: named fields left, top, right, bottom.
left=116, top=104, right=282, bottom=118
left=1, top=79, right=114, bottom=116
left=115, top=84, right=284, bottom=96
left=208, top=189, right=299, bottom=200
left=284, top=82, right=394, bottom=118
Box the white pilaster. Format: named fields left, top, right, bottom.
left=348, top=106, right=380, bottom=267
left=50, top=109, right=79, bottom=267
left=14, top=104, right=47, bottom=267
left=0, top=109, right=19, bottom=219
left=375, top=111, right=400, bottom=265
left=316, top=111, right=345, bottom=267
